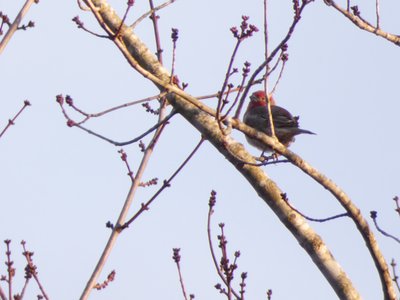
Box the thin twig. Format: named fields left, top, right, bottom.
left=265, top=51, right=283, bottom=77
left=239, top=272, right=247, bottom=299
left=263, top=0, right=275, bottom=139
left=170, top=28, right=178, bottom=81
left=270, top=55, right=287, bottom=95
left=131, top=0, right=176, bottom=29
left=222, top=62, right=250, bottom=119
left=4, top=240, right=13, bottom=300
left=18, top=278, right=30, bottom=300
left=121, top=137, right=205, bottom=229
left=21, top=241, right=49, bottom=300
left=115, top=1, right=134, bottom=38
left=282, top=194, right=349, bottom=222
left=375, top=0, right=380, bottom=29
left=71, top=93, right=164, bottom=123
left=0, top=287, right=6, bottom=300
left=0, top=100, right=31, bottom=139
left=207, top=194, right=242, bottom=300
left=219, top=16, right=258, bottom=124
left=390, top=259, right=400, bottom=293
left=118, top=149, right=135, bottom=181
left=216, top=39, right=241, bottom=122
left=75, top=109, right=176, bottom=146
left=219, top=224, right=233, bottom=300
left=149, top=0, right=163, bottom=64
left=172, top=248, right=191, bottom=300
left=72, top=16, right=110, bottom=38
left=77, top=0, right=90, bottom=11
left=370, top=211, right=400, bottom=244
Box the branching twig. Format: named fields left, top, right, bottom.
left=0, top=0, right=38, bottom=54
left=222, top=62, right=251, bottom=119
left=270, top=50, right=288, bottom=95
left=4, top=240, right=13, bottom=300
left=281, top=193, right=349, bottom=222
left=64, top=93, right=164, bottom=124
left=72, top=111, right=174, bottom=145
left=72, top=15, right=110, bottom=38
left=234, top=1, right=311, bottom=119
left=207, top=192, right=242, bottom=300
left=196, top=81, right=263, bottom=101
left=118, top=149, right=134, bottom=181
left=56, top=94, right=177, bottom=146
left=131, top=0, right=176, bottom=29
left=370, top=211, right=400, bottom=244
left=390, top=259, right=400, bottom=293
left=21, top=241, right=49, bottom=300
left=217, top=16, right=258, bottom=126
left=120, top=137, right=204, bottom=230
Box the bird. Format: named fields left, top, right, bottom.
left=243, top=90, right=315, bottom=153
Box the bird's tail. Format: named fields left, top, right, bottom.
left=297, top=128, right=316, bottom=135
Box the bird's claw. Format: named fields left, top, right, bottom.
left=255, top=152, right=278, bottom=163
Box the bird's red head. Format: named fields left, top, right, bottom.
left=248, top=90, right=275, bottom=109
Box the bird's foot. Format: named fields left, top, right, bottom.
left=255, top=152, right=278, bottom=163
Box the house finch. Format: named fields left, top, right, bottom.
left=243, top=90, right=314, bottom=152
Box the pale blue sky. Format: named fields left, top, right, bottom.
left=1, top=0, right=400, bottom=299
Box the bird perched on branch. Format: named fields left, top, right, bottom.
left=243, top=90, right=315, bottom=153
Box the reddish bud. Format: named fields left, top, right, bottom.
left=56, top=94, right=64, bottom=105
